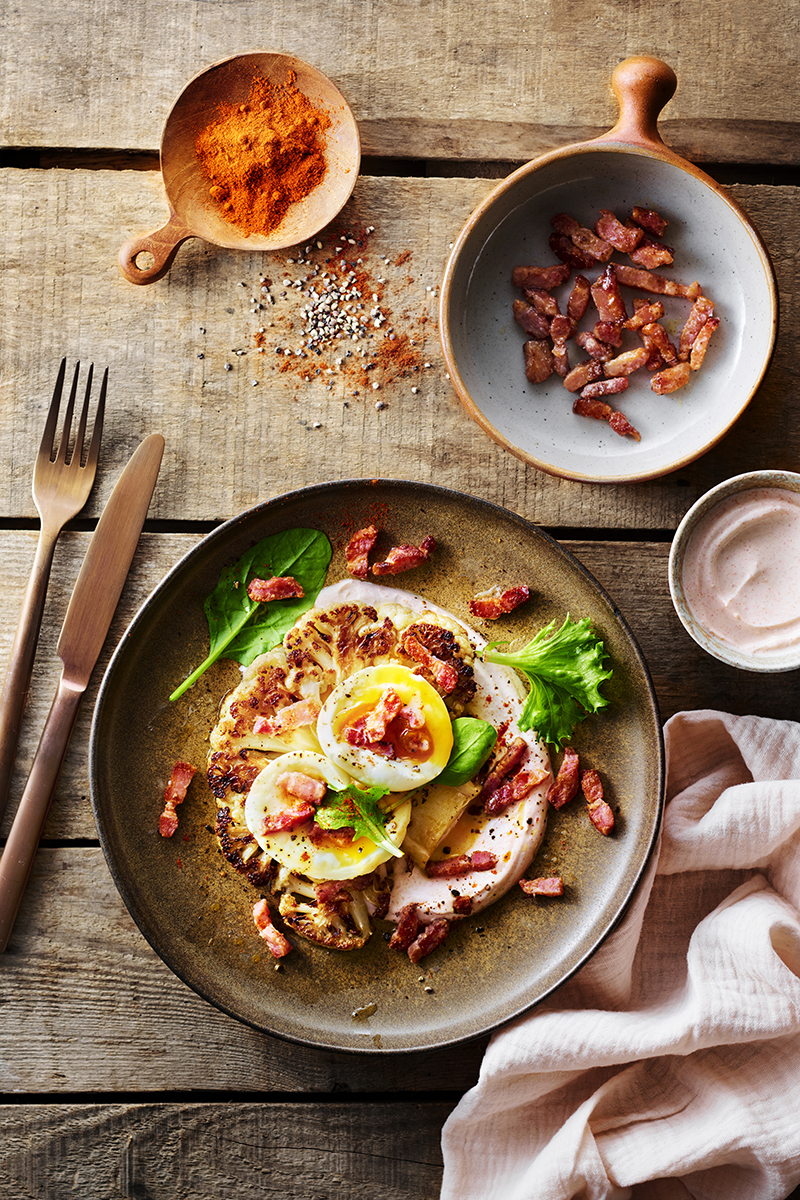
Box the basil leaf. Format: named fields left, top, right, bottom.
left=437, top=717, right=497, bottom=787
left=315, top=782, right=404, bottom=859
left=170, top=527, right=332, bottom=701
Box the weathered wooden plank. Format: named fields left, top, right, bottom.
left=0, top=846, right=486, bottom=1094
left=0, top=1102, right=450, bottom=1198
left=3, top=531, right=798, bottom=846
left=1, top=0, right=798, bottom=163
left=0, top=169, right=797, bottom=531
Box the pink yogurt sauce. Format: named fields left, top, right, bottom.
left=681, top=487, right=800, bottom=656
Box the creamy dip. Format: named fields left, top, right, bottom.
left=681, top=487, right=800, bottom=656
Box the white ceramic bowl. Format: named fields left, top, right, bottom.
left=669, top=470, right=800, bottom=673
left=439, top=57, right=777, bottom=484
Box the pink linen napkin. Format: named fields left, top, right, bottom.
left=440, top=710, right=800, bottom=1200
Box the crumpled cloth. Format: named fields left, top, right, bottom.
left=440, top=710, right=800, bottom=1200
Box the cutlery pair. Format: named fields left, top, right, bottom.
left=0, top=360, right=163, bottom=950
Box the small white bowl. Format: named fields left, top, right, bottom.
left=669, top=470, right=800, bottom=673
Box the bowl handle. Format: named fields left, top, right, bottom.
left=594, top=56, right=678, bottom=152
left=118, top=212, right=194, bottom=285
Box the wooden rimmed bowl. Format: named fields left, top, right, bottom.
left=118, top=52, right=360, bottom=284
left=439, top=57, right=778, bottom=484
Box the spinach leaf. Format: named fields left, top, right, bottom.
left=314, top=782, right=404, bottom=859
left=437, top=717, right=497, bottom=787
left=170, top=527, right=331, bottom=701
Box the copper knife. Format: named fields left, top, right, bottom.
left=0, top=433, right=164, bottom=951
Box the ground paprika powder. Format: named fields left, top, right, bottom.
left=195, top=71, right=331, bottom=238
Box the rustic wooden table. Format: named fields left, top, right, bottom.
left=1, top=2, right=798, bottom=1196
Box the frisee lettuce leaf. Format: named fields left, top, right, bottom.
left=485, top=614, right=612, bottom=750
left=169, top=527, right=332, bottom=701
left=314, top=782, right=404, bottom=859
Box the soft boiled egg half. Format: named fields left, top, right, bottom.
left=244, top=750, right=413, bottom=881
left=316, top=664, right=454, bottom=791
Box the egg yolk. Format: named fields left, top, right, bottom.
left=317, top=664, right=453, bottom=791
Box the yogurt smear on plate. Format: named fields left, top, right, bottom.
left=681, top=487, right=800, bottom=655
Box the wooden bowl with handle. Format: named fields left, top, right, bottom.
left=118, top=52, right=360, bottom=285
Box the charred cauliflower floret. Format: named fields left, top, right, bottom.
left=276, top=875, right=372, bottom=951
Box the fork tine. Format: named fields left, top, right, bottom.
left=72, top=362, right=94, bottom=467
left=54, top=361, right=81, bottom=465
left=40, top=357, right=67, bottom=460
left=83, top=367, right=107, bottom=474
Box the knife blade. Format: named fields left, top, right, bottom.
left=0, top=433, right=164, bottom=951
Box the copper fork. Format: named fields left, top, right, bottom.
left=0, top=359, right=106, bottom=827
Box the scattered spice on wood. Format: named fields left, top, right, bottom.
left=195, top=71, right=331, bottom=238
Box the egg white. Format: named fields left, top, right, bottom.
left=244, top=750, right=412, bottom=881
left=316, top=663, right=453, bottom=791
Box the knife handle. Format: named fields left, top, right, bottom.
left=0, top=676, right=83, bottom=952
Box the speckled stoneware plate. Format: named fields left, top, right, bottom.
left=440, top=57, right=777, bottom=484
left=90, top=479, right=664, bottom=1053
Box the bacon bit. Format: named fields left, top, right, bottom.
left=523, top=338, right=555, bottom=383
left=159, top=760, right=196, bottom=837
left=453, top=895, right=473, bottom=915
left=426, top=851, right=498, bottom=879
left=513, top=298, right=551, bottom=340
left=408, top=917, right=450, bottom=963
left=572, top=393, right=641, bottom=441
left=566, top=274, right=591, bottom=324
left=595, top=210, right=644, bottom=254
left=603, top=346, right=650, bottom=377
left=579, top=377, right=630, bottom=399
left=253, top=898, right=292, bottom=958
left=641, top=322, right=678, bottom=366
left=689, top=317, right=720, bottom=370
left=363, top=687, right=404, bottom=741
left=564, top=359, right=604, bottom=393
left=629, top=235, right=674, bottom=270
left=315, top=874, right=374, bottom=905
left=484, top=766, right=549, bottom=815
left=401, top=633, right=459, bottom=693
left=371, top=534, right=435, bottom=576
left=477, top=736, right=528, bottom=804
left=623, top=299, right=665, bottom=330
left=591, top=265, right=628, bottom=324
left=512, top=262, right=572, bottom=290
left=546, top=746, right=580, bottom=809
left=519, top=876, right=565, bottom=896
left=678, top=296, right=716, bottom=361
left=468, top=583, right=530, bottom=620
left=575, top=331, right=615, bottom=362
left=607, top=410, right=642, bottom=441
left=637, top=325, right=666, bottom=372
left=651, top=361, right=691, bottom=394
left=582, top=768, right=615, bottom=835
left=277, top=771, right=326, bottom=804
left=549, top=232, right=597, bottom=269
left=613, top=263, right=701, bottom=300
left=253, top=697, right=321, bottom=736
left=261, top=802, right=316, bottom=834
left=524, top=287, right=560, bottom=317
left=247, top=575, right=304, bottom=603
left=389, top=902, right=420, bottom=950
left=551, top=213, right=614, bottom=262
left=550, top=328, right=570, bottom=377
left=631, top=206, right=668, bottom=237
left=345, top=524, right=379, bottom=580
left=593, top=320, right=624, bottom=347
